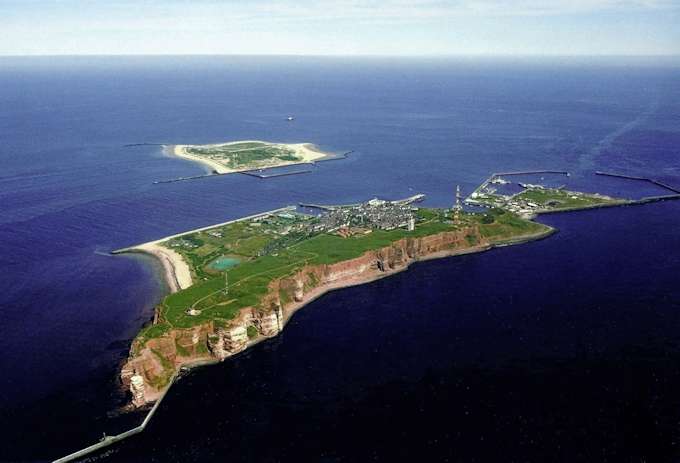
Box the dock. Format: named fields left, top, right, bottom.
left=493, top=170, right=570, bottom=177
left=466, top=170, right=570, bottom=204
left=300, top=193, right=425, bottom=211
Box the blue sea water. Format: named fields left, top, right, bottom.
left=0, top=56, right=679, bottom=462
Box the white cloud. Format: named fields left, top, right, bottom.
left=1, top=0, right=679, bottom=55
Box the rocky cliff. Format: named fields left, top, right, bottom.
left=121, top=226, right=489, bottom=407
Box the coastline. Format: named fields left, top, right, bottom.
left=138, top=223, right=556, bottom=363
left=132, top=243, right=193, bottom=293
left=169, top=144, right=228, bottom=174
left=53, top=220, right=555, bottom=462
left=167, top=141, right=331, bottom=175
left=129, top=225, right=556, bottom=399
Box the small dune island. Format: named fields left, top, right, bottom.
left=114, top=177, right=632, bottom=408
left=169, top=140, right=333, bottom=174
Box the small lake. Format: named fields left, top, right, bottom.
left=209, top=256, right=241, bottom=271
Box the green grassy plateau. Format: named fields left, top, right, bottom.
left=134, top=207, right=549, bottom=348
left=186, top=141, right=301, bottom=169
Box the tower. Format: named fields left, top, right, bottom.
left=453, top=185, right=462, bottom=223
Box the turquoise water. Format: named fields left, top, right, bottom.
left=210, top=256, right=241, bottom=270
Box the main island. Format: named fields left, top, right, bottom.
left=115, top=178, right=629, bottom=407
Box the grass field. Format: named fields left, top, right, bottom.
left=186, top=142, right=302, bottom=169
left=134, top=207, right=550, bottom=348
left=514, top=188, right=622, bottom=210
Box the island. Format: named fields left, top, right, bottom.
left=169, top=140, right=335, bottom=174
left=115, top=179, right=630, bottom=408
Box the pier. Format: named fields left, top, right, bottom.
left=493, top=170, right=570, bottom=177
left=466, top=170, right=571, bottom=204
left=300, top=194, right=425, bottom=211
left=52, top=372, right=178, bottom=463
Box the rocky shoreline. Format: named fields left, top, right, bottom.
left=121, top=224, right=554, bottom=408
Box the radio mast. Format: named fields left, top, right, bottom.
left=454, top=185, right=462, bottom=223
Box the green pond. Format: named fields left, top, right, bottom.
left=209, top=256, right=241, bottom=271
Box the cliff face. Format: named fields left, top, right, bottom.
left=121, top=226, right=487, bottom=406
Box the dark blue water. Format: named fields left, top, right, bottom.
left=0, top=56, right=679, bottom=462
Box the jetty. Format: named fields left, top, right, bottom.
left=240, top=167, right=314, bottom=179
left=595, top=171, right=680, bottom=195
left=493, top=170, right=570, bottom=177
left=152, top=149, right=353, bottom=184
left=112, top=205, right=297, bottom=253
left=52, top=371, right=178, bottom=463
left=300, top=194, right=425, bottom=211
left=467, top=170, right=570, bottom=204
left=123, top=143, right=165, bottom=148
left=153, top=173, right=221, bottom=184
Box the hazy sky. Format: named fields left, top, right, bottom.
left=2, top=0, right=679, bottom=56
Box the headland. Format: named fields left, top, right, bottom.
left=114, top=178, right=633, bottom=409
left=55, top=171, right=679, bottom=462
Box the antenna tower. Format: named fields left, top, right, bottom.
left=454, top=185, right=462, bottom=223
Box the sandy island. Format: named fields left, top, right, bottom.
left=169, top=141, right=329, bottom=174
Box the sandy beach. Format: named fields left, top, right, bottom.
left=169, top=141, right=329, bottom=174
left=135, top=243, right=193, bottom=293
left=170, top=145, right=229, bottom=174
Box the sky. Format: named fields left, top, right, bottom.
left=1, top=0, right=679, bottom=56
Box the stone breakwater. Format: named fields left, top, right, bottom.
left=120, top=225, right=550, bottom=407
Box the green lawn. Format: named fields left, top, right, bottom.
left=515, top=188, right=621, bottom=210
left=186, top=143, right=302, bottom=169
left=137, top=208, right=545, bottom=346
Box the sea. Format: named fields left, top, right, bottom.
left=0, top=56, right=679, bottom=462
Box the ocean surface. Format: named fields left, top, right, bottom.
left=0, top=56, right=679, bottom=462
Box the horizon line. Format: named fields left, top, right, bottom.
left=1, top=53, right=680, bottom=58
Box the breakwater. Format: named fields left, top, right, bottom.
left=123, top=143, right=165, bottom=148
left=52, top=372, right=177, bottom=463
left=112, top=205, right=296, bottom=253
left=153, top=150, right=352, bottom=184
left=493, top=170, right=570, bottom=176
left=595, top=171, right=680, bottom=194
left=240, top=167, right=314, bottom=178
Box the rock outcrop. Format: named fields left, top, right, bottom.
left=122, top=226, right=489, bottom=406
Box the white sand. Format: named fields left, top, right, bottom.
left=170, top=141, right=329, bottom=174
left=136, top=243, right=193, bottom=293
left=172, top=145, right=230, bottom=174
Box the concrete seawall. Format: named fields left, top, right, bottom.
left=52, top=371, right=177, bottom=463
left=111, top=205, right=296, bottom=253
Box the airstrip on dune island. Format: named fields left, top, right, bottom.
left=168, top=140, right=332, bottom=174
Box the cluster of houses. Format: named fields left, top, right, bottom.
left=318, top=198, right=417, bottom=234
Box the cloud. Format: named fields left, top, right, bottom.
left=7, top=0, right=680, bottom=24
left=1, top=0, right=678, bottom=55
